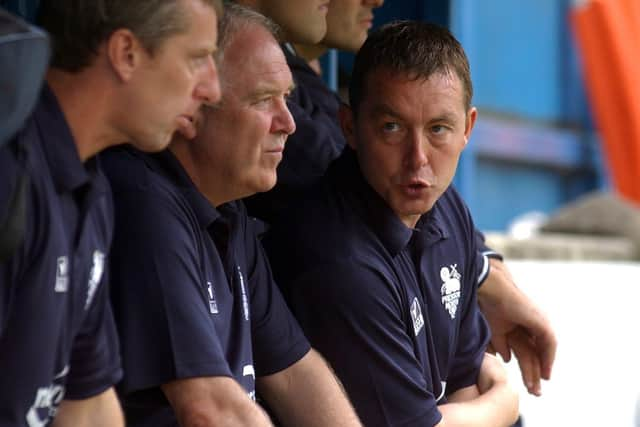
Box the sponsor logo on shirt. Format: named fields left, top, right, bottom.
left=85, top=250, right=105, bottom=309
left=54, top=256, right=69, bottom=293
left=25, top=365, right=68, bottom=427
left=237, top=266, right=249, bottom=321
left=207, top=281, right=219, bottom=314
left=440, top=264, right=461, bottom=319
left=410, top=297, right=424, bottom=336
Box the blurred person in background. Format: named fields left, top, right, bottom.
left=0, top=0, right=221, bottom=425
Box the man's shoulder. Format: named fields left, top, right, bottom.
left=271, top=183, right=359, bottom=245
left=101, top=147, right=187, bottom=208
left=102, top=147, right=156, bottom=190
left=266, top=185, right=386, bottom=283
left=102, top=148, right=201, bottom=248
left=432, top=186, right=475, bottom=235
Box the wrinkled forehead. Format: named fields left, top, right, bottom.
left=219, top=25, right=290, bottom=89
left=362, top=66, right=465, bottom=105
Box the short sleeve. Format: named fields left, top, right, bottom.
left=109, top=188, right=231, bottom=394
left=287, top=261, right=442, bottom=427
left=243, top=216, right=310, bottom=376
left=65, top=267, right=123, bottom=399
left=474, top=227, right=503, bottom=264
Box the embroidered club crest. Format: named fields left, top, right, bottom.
left=440, top=264, right=461, bottom=319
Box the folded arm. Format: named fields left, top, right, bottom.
left=162, top=376, right=273, bottom=427
left=479, top=258, right=557, bottom=395
left=437, top=353, right=519, bottom=427
left=52, top=387, right=123, bottom=427
left=257, top=348, right=362, bottom=427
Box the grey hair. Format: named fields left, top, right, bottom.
left=216, top=1, right=281, bottom=64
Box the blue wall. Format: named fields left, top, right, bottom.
left=445, top=0, right=602, bottom=230
left=331, top=0, right=603, bottom=230
left=455, top=1, right=568, bottom=122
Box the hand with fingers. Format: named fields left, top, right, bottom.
left=479, top=258, right=557, bottom=396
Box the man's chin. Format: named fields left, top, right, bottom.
left=129, top=133, right=171, bottom=153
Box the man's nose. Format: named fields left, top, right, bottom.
left=272, top=98, right=296, bottom=136
left=404, top=131, right=429, bottom=170
left=195, top=56, right=221, bottom=106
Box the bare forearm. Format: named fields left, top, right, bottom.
left=257, top=349, right=362, bottom=427
left=163, top=376, right=273, bottom=427
left=52, top=388, right=124, bottom=427
left=438, top=382, right=518, bottom=427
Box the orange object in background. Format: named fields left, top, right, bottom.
left=571, top=0, right=640, bottom=204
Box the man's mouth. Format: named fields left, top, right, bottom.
left=176, top=114, right=197, bottom=140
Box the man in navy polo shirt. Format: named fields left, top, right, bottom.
left=247, top=0, right=557, bottom=400
left=264, top=21, right=520, bottom=426
left=0, top=0, right=222, bottom=425
left=104, top=5, right=362, bottom=427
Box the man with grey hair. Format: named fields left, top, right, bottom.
left=103, top=4, right=362, bottom=427
left=0, top=0, right=221, bottom=425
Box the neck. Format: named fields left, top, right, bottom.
left=46, top=68, right=120, bottom=162
left=169, top=139, right=230, bottom=208
left=292, top=43, right=329, bottom=64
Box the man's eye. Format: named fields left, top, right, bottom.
left=252, top=97, right=272, bottom=107
left=383, top=122, right=400, bottom=132
left=432, top=124, right=454, bottom=136
left=191, top=54, right=211, bottom=67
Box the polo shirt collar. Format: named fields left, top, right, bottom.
left=146, top=149, right=221, bottom=229
left=36, top=84, right=92, bottom=193
left=282, top=43, right=313, bottom=74
left=414, top=203, right=448, bottom=248
left=331, top=148, right=448, bottom=255
left=330, top=148, right=411, bottom=255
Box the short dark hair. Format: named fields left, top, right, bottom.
left=37, top=0, right=223, bottom=72
left=349, top=20, right=473, bottom=114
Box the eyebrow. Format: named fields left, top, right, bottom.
left=248, top=82, right=296, bottom=100
left=370, top=103, right=403, bottom=119
left=370, top=103, right=461, bottom=127
left=428, top=112, right=458, bottom=124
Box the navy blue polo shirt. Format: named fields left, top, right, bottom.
left=102, top=147, right=310, bottom=427
left=0, top=85, right=122, bottom=426
left=264, top=148, right=491, bottom=427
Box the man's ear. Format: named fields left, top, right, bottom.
left=463, top=106, right=478, bottom=147
left=339, top=103, right=357, bottom=150
left=107, top=29, right=144, bottom=82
